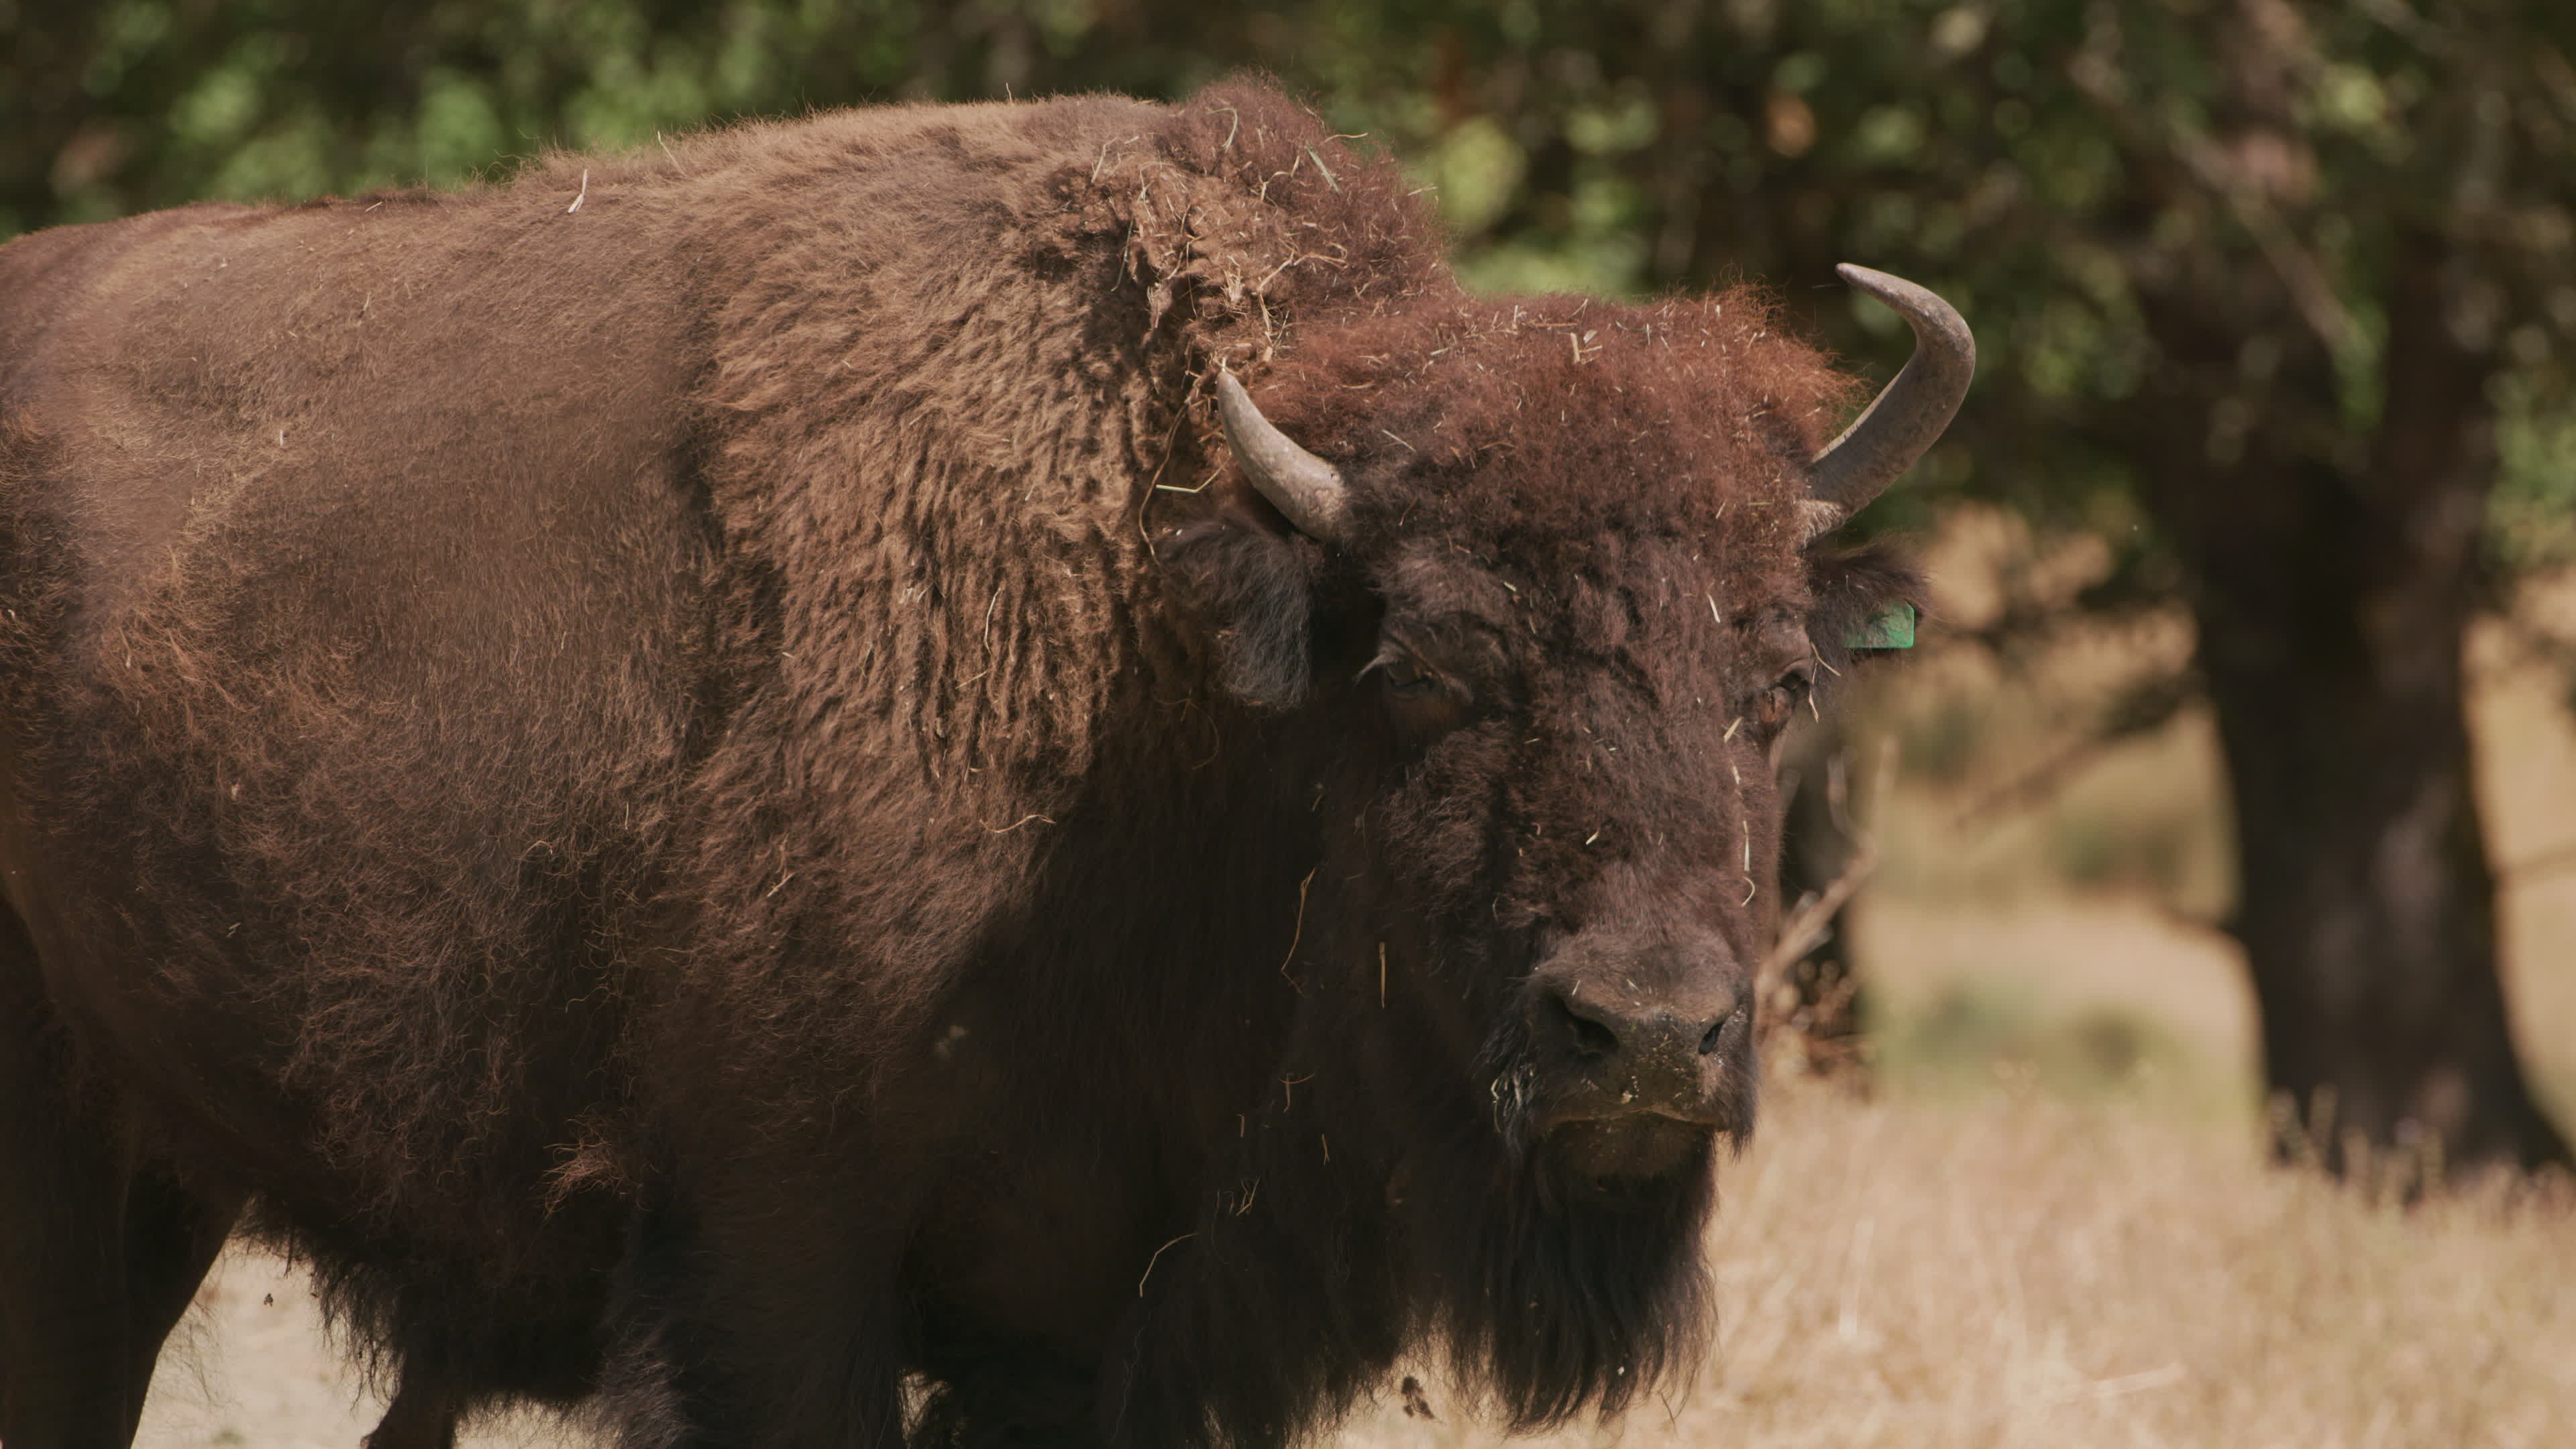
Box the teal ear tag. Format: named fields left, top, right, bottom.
left=1844, top=602, right=1916, bottom=650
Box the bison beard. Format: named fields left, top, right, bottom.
left=0, top=84, right=1957, bottom=1448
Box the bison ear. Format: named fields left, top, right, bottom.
left=1803, top=541, right=1924, bottom=674
left=1159, top=519, right=1320, bottom=710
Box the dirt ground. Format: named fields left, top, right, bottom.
left=141, top=1250, right=430, bottom=1449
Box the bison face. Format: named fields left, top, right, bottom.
left=1331, top=540, right=1817, bottom=1182
left=1162, top=274, right=1960, bottom=1192
left=1148, top=276, right=1955, bottom=1429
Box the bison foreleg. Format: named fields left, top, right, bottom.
left=0, top=919, right=241, bottom=1448
left=363, top=1373, right=460, bottom=1449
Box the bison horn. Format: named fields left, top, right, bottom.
left=1217, top=369, right=1352, bottom=543
left=1801, top=264, right=1976, bottom=540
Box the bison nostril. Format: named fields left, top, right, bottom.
left=1550, top=993, right=1623, bottom=1059
left=1699, top=1014, right=1731, bottom=1056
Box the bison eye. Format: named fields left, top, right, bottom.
left=1363, top=641, right=1472, bottom=744
left=1364, top=647, right=1442, bottom=696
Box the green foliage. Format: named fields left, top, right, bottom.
left=2496, top=368, right=2576, bottom=571
left=1, top=0, right=1252, bottom=233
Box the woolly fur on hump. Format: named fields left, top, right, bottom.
left=587, top=83, right=1450, bottom=810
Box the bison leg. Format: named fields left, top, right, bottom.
left=0, top=930, right=240, bottom=1447
left=590, top=1182, right=913, bottom=1449
left=363, top=1373, right=459, bottom=1449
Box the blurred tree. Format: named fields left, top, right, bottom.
left=5, top=0, right=2569, bottom=1176
left=1, top=0, right=1268, bottom=234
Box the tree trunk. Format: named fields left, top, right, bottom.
left=2143, top=233, right=2571, bottom=1179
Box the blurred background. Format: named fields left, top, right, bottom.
left=9, top=1, right=2573, bottom=1443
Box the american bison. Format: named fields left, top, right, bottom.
left=0, top=84, right=1966, bottom=1447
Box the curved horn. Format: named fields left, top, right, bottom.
left=1802, top=264, right=1976, bottom=539
left=1216, top=369, right=1352, bottom=543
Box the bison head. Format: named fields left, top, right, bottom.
left=1157, top=266, right=1966, bottom=1421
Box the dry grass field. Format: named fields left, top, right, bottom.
left=131, top=541, right=2576, bottom=1448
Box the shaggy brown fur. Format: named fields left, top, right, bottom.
left=0, top=83, right=1917, bottom=1448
